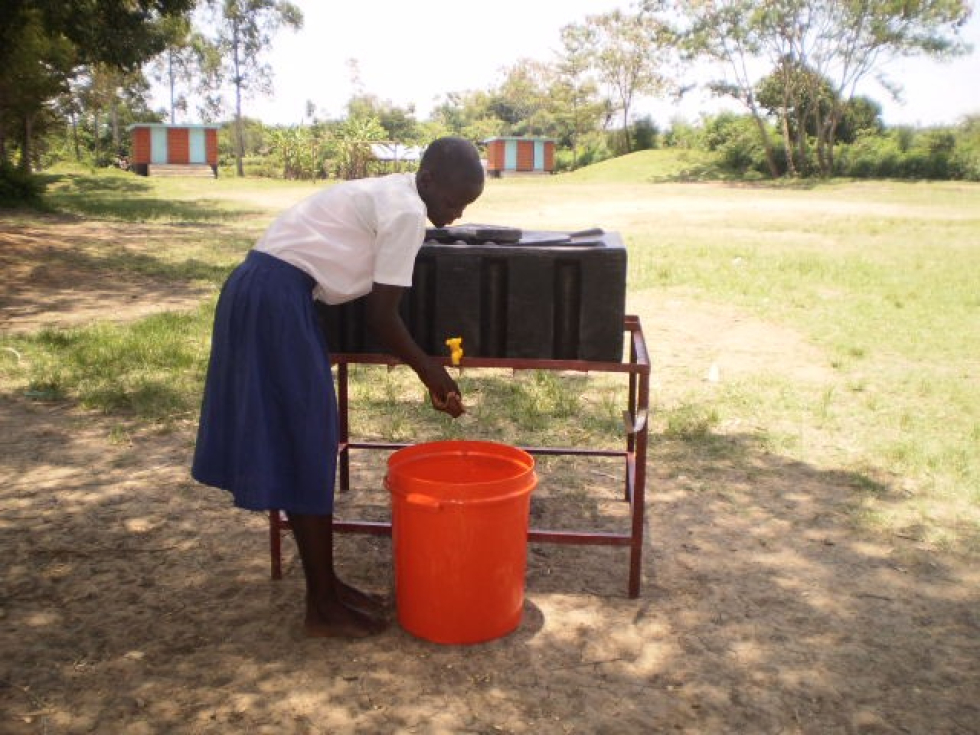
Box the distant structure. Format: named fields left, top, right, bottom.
left=484, top=136, right=555, bottom=178
left=128, top=123, right=220, bottom=177
left=370, top=142, right=423, bottom=172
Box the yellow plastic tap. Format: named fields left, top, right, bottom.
left=445, top=336, right=464, bottom=366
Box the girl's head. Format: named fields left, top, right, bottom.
left=416, top=137, right=485, bottom=228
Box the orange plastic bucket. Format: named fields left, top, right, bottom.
left=386, top=440, right=537, bottom=645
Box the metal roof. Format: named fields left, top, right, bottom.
left=483, top=136, right=555, bottom=143
left=127, top=123, right=222, bottom=130
left=370, top=143, right=423, bottom=161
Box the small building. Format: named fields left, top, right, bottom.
left=128, top=123, right=220, bottom=177
left=483, top=136, right=555, bottom=178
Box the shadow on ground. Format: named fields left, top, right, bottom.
left=1, top=395, right=977, bottom=734
left=0, top=215, right=252, bottom=333
left=37, top=171, right=264, bottom=223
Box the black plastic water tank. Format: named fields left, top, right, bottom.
left=316, top=227, right=627, bottom=362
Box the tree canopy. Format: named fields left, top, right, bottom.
left=2, top=0, right=976, bottom=182
left=665, top=0, right=974, bottom=175
left=0, top=0, right=195, bottom=169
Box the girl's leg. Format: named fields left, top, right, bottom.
left=286, top=512, right=387, bottom=638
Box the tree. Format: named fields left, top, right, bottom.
left=837, top=96, right=883, bottom=143
left=347, top=94, right=421, bottom=143
left=759, top=62, right=885, bottom=171
left=570, top=8, right=677, bottom=154
left=671, top=0, right=973, bottom=177
left=0, top=8, right=74, bottom=170
left=671, top=0, right=782, bottom=176
left=268, top=123, right=326, bottom=180
left=50, top=66, right=156, bottom=167
left=0, top=0, right=194, bottom=171
left=490, top=59, right=556, bottom=135
left=556, top=23, right=606, bottom=168
left=1, top=1, right=195, bottom=72
left=806, top=0, right=972, bottom=174
left=430, top=90, right=505, bottom=142
left=146, top=14, right=223, bottom=124
left=207, top=0, right=303, bottom=176
left=756, top=60, right=831, bottom=175
left=77, top=64, right=148, bottom=164
left=332, top=114, right=386, bottom=180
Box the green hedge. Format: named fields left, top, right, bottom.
left=835, top=128, right=980, bottom=181
left=0, top=162, right=46, bottom=206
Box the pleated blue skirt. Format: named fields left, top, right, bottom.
left=192, top=250, right=338, bottom=514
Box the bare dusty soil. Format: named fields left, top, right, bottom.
left=1, top=215, right=978, bottom=734
left=0, top=216, right=213, bottom=333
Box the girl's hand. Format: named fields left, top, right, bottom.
left=430, top=388, right=464, bottom=417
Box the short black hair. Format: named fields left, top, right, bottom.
left=420, top=136, right=484, bottom=186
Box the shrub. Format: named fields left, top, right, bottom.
left=631, top=116, right=659, bottom=151
left=950, top=145, right=980, bottom=181
left=837, top=133, right=900, bottom=178
left=237, top=155, right=282, bottom=178
left=703, top=113, right=784, bottom=177
left=836, top=127, right=970, bottom=180
left=570, top=131, right=615, bottom=169
left=0, top=162, right=46, bottom=206
left=663, top=119, right=704, bottom=150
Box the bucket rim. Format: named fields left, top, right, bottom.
left=385, top=474, right=537, bottom=504
left=385, top=440, right=536, bottom=498
left=387, top=439, right=533, bottom=462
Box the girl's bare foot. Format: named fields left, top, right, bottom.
left=304, top=597, right=387, bottom=639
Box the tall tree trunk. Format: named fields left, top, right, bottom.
left=70, top=111, right=80, bottom=161
left=168, top=49, right=176, bottom=124
left=813, top=104, right=840, bottom=177
left=778, top=74, right=797, bottom=177
left=93, top=112, right=101, bottom=166
left=232, top=19, right=244, bottom=177
left=234, top=86, right=244, bottom=177
left=19, top=113, right=33, bottom=172
left=621, top=106, right=632, bottom=154
left=570, top=94, right=580, bottom=169
left=796, top=107, right=808, bottom=174
left=821, top=105, right=841, bottom=175
left=812, top=105, right=826, bottom=174
left=746, top=95, right=780, bottom=178
left=780, top=108, right=796, bottom=177
left=0, top=89, right=8, bottom=165
left=111, top=103, right=120, bottom=156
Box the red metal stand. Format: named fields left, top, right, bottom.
left=269, top=315, right=651, bottom=597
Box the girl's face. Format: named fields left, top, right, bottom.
left=419, top=172, right=484, bottom=228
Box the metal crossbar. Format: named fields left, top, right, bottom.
left=269, top=315, right=651, bottom=597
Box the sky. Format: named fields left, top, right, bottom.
left=160, top=0, right=980, bottom=129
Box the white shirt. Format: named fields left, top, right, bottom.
left=254, top=173, right=426, bottom=305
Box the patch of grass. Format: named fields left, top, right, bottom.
left=26, top=238, right=242, bottom=286
left=4, top=167, right=979, bottom=554
left=622, top=181, right=980, bottom=548
left=663, top=402, right=719, bottom=440
left=2, top=303, right=215, bottom=422
left=40, top=166, right=269, bottom=223
left=343, top=366, right=624, bottom=450
left=561, top=149, right=724, bottom=183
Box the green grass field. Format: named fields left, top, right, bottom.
left=3, top=154, right=979, bottom=552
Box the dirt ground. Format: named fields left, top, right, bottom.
left=2, top=215, right=979, bottom=734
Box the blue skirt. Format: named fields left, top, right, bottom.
left=192, top=250, right=339, bottom=514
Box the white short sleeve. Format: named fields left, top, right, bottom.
left=373, top=207, right=426, bottom=287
